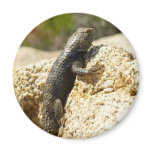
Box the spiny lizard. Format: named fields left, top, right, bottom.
left=42, top=27, right=100, bottom=136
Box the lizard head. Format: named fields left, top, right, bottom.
left=75, top=27, right=95, bottom=51
left=64, top=27, right=95, bottom=53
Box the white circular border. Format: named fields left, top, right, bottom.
left=0, top=0, right=152, bottom=152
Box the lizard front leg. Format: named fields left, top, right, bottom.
left=72, top=58, right=100, bottom=74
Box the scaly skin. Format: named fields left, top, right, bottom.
left=42, top=27, right=97, bottom=136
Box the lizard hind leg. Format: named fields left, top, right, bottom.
left=53, top=99, right=64, bottom=126
left=42, top=101, right=59, bottom=136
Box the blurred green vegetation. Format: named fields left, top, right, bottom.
left=22, top=13, right=120, bottom=51
left=46, top=14, right=74, bottom=35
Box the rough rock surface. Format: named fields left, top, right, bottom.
left=93, top=33, right=134, bottom=54
left=13, top=59, right=54, bottom=126
left=13, top=45, right=139, bottom=138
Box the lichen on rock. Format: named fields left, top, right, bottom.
left=13, top=44, right=139, bottom=138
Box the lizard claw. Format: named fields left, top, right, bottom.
left=88, top=67, right=98, bottom=73
left=89, top=64, right=104, bottom=74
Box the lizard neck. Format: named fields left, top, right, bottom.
left=54, top=49, right=86, bottom=67
left=62, top=49, right=86, bottom=60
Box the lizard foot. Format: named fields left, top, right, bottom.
left=88, top=64, right=105, bottom=74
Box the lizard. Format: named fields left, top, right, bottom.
left=41, top=27, right=101, bottom=136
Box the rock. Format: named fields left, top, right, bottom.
left=13, top=44, right=139, bottom=138
left=13, top=59, right=55, bottom=126
left=93, top=33, right=134, bottom=55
